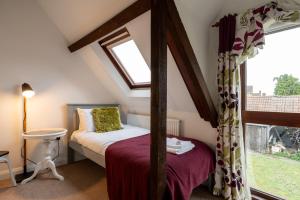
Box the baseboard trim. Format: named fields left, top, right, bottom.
left=0, top=160, right=67, bottom=180
left=0, top=167, right=23, bottom=180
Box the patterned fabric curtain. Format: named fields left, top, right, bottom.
left=214, top=14, right=249, bottom=200
left=232, top=1, right=300, bottom=65
left=214, top=1, right=300, bottom=199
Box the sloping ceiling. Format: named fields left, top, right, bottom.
left=37, top=0, right=136, bottom=43
left=36, top=0, right=225, bottom=147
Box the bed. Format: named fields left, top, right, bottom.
left=67, top=104, right=215, bottom=200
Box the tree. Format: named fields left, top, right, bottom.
left=273, top=74, right=300, bottom=96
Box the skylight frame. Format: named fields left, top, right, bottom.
left=99, top=28, right=151, bottom=89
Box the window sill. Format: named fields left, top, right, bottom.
left=128, top=89, right=150, bottom=98
left=251, top=188, right=285, bottom=200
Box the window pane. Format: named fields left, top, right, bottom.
left=246, top=123, right=300, bottom=199
left=112, top=40, right=150, bottom=84
left=247, top=27, right=300, bottom=113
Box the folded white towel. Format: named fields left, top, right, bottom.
left=167, top=137, right=195, bottom=155
left=167, top=143, right=195, bottom=155
left=167, top=137, right=193, bottom=149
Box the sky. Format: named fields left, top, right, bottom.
left=247, top=26, right=300, bottom=95
left=112, top=40, right=150, bottom=84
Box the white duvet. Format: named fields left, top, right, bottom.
left=71, top=125, right=150, bottom=156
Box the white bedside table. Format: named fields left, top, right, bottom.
left=21, top=128, right=67, bottom=184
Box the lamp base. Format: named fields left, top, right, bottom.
left=15, top=171, right=34, bottom=183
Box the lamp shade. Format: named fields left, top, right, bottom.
left=22, top=83, right=35, bottom=98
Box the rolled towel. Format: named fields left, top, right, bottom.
left=167, top=143, right=195, bottom=155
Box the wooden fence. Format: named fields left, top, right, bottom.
left=246, top=124, right=270, bottom=153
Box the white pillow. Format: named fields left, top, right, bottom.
left=77, top=108, right=95, bottom=132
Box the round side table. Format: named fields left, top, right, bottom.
left=21, top=128, right=67, bottom=184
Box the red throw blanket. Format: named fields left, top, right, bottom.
left=105, top=134, right=215, bottom=200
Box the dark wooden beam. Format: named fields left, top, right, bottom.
left=68, top=0, right=151, bottom=52
left=98, top=27, right=129, bottom=45
left=69, top=0, right=218, bottom=128
left=241, top=64, right=300, bottom=128
left=240, top=62, right=247, bottom=151
left=150, top=0, right=167, bottom=199
left=166, top=0, right=218, bottom=128
left=240, top=62, right=247, bottom=112
left=243, top=111, right=300, bottom=128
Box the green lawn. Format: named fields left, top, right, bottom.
left=248, top=152, right=300, bottom=200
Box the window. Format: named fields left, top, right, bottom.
left=241, top=26, right=300, bottom=200
left=99, top=28, right=150, bottom=89
left=245, top=123, right=300, bottom=200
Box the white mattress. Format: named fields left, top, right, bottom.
left=70, top=125, right=150, bottom=156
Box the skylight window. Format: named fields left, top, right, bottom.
left=99, top=28, right=150, bottom=89
left=111, top=40, right=150, bottom=84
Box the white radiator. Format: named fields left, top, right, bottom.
left=127, top=113, right=180, bottom=136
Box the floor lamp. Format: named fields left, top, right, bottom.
left=15, top=83, right=35, bottom=183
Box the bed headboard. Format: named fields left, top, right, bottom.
left=67, top=104, right=120, bottom=140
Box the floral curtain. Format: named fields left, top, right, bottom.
left=214, top=14, right=249, bottom=200
left=214, top=1, right=300, bottom=200
left=232, top=1, right=300, bottom=65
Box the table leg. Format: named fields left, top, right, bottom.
left=21, top=139, right=64, bottom=184
left=45, top=139, right=64, bottom=181
left=21, top=163, right=41, bottom=184
left=47, top=159, right=64, bottom=181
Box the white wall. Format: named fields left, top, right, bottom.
left=175, top=0, right=223, bottom=85
left=0, top=0, right=117, bottom=176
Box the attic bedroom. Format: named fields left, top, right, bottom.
left=1, top=0, right=300, bottom=200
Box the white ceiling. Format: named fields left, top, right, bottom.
left=37, top=0, right=300, bottom=46
left=36, top=0, right=136, bottom=43
left=36, top=0, right=225, bottom=44
left=176, top=0, right=223, bottom=22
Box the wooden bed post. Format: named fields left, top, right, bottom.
left=150, top=0, right=167, bottom=199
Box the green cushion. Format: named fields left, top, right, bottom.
left=92, top=107, right=122, bottom=133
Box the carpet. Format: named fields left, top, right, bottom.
left=0, top=160, right=221, bottom=200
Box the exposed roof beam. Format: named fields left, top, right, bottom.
left=68, top=0, right=218, bottom=128
left=68, top=0, right=151, bottom=52
left=150, top=0, right=167, bottom=198
left=166, top=0, right=218, bottom=128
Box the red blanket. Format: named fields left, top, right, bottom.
left=105, top=134, right=215, bottom=200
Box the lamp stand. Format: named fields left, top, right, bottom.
left=15, top=97, right=33, bottom=183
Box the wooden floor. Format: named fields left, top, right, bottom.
left=0, top=160, right=221, bottom=200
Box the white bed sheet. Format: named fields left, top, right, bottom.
left=70, top=125, right=150, bottom=156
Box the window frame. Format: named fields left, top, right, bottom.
left=240, top=63, right=300, bottom=128
left=241, top=62, right=297, bottom=200
left=240, top=26, right=300, bottom=199
left=99, top=28, right=151, bottom=89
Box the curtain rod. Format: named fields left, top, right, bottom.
left=212, top=22, right=219, bottom=27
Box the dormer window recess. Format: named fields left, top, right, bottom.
left=99, top=28, right=150, bottom=89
